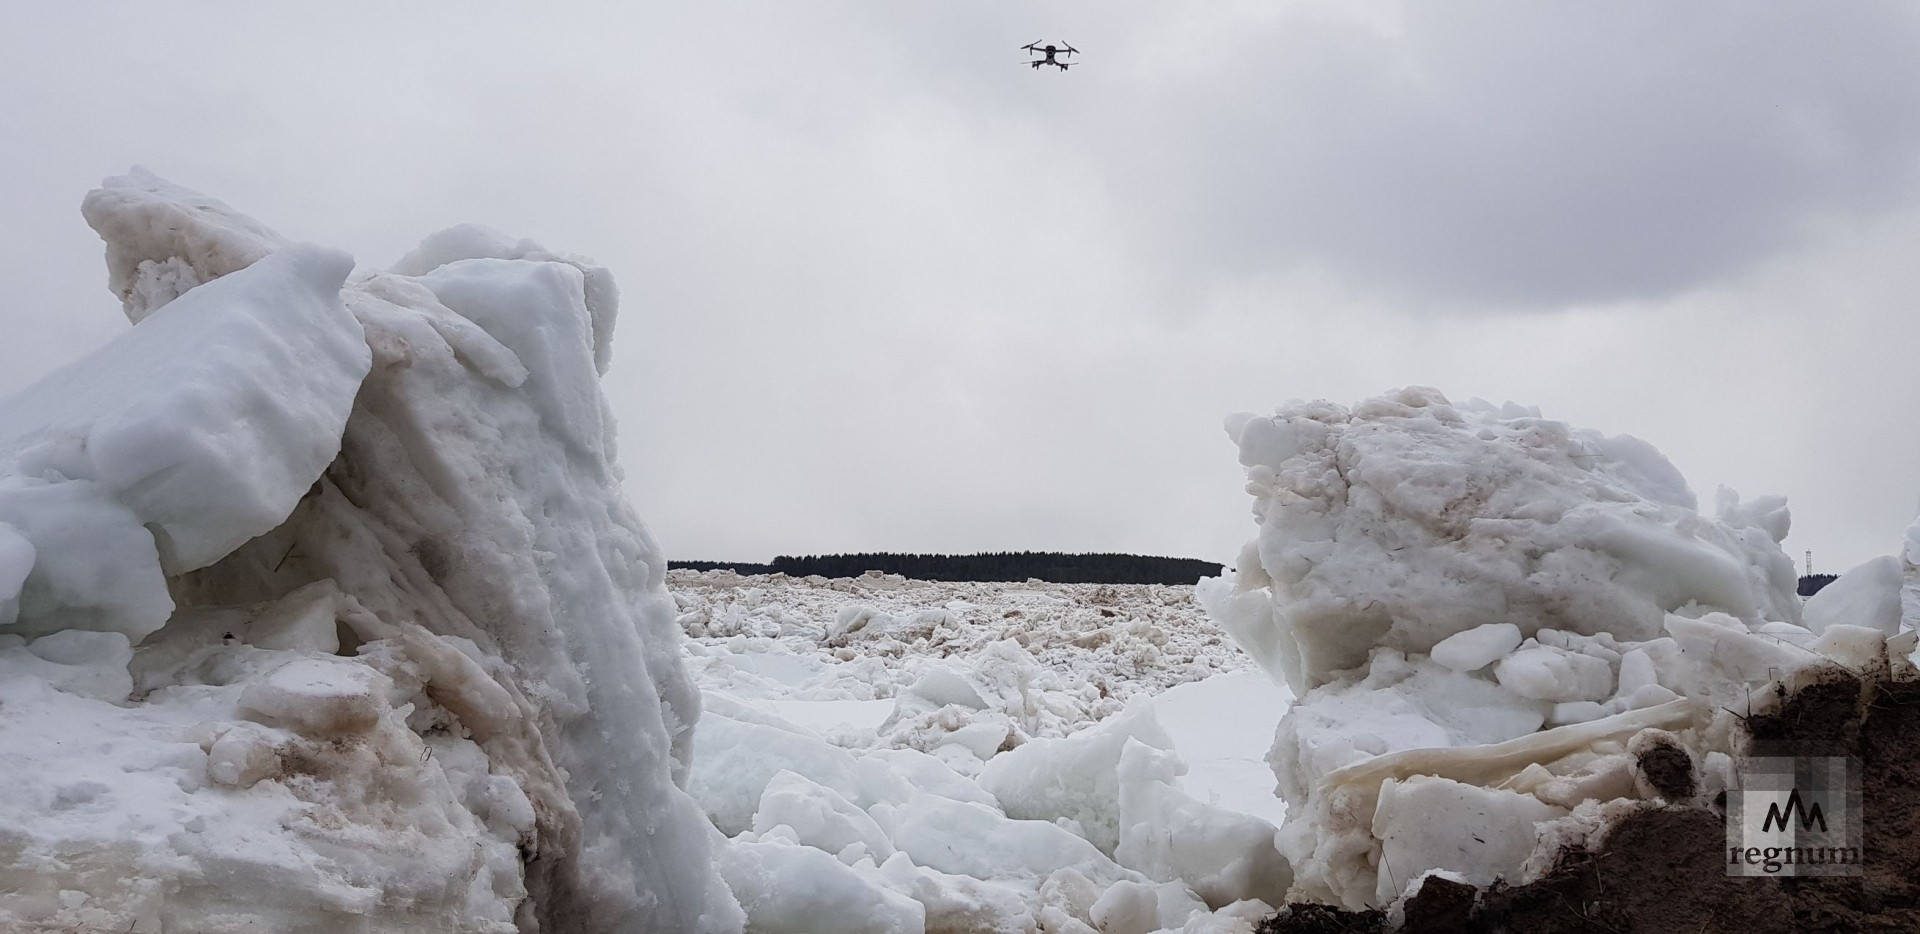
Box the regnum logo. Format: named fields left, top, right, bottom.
left=1726, top=757, right=1862, bottom=877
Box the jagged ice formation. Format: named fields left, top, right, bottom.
left=1201, top=388, right=1918, bottom=912
left=0, top=170, right=741, bottom=932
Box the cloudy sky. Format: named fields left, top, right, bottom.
left=3, top=2, right=1916, bottom=573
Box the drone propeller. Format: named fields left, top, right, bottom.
left=1021, top=40, right=1044, bottom=51
left=1061, top=43, right=1078, bottom=55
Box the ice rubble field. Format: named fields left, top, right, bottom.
left=673, top=572, right=1298, bottom=933
left=671, top=570, right=1277, bottom=792
left=1, top=170, right=1916, bottom=933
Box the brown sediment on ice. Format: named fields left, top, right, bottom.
left=1629, top=732, right=1697, bottom=801
left=1261, top=669, right=1920, bottom=934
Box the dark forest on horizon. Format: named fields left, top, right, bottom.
left=670, top=552, right=1226, bottom=585
left=1797, top=573, right=1838, bottom=596
left=673, top=555, right=1846, bottom=594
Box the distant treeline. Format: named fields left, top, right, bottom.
left=670, top=552, right=1226, bottom=585
left=1798, top=574, right=1838, bottom=597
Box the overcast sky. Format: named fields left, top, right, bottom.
left=3, top=2, right=1916, bottom=573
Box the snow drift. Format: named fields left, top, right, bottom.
left=0, top=170, right=739, bottom=932
left=1202, top=387, right=1918, bottom=912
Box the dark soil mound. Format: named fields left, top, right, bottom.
left=1267, top=669, right=1920, bottom=933
left=1475, top=806, right=1790, bottom=933
left=1632, top=735, right=1696, bottom=801
left=1259, top=903, right=1386, bottom=933
left=1398, top=875, right=1476, bottom=934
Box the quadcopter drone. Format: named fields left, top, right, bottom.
left=1021, top=40, right=1078, bottom=71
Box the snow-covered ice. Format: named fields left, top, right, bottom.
left=1804, top=554, right=1904, bottom=635
left=1203, top=389, right=1801, bottom=696
left=0, top=240, right=367, bottom=641
left=1202, top=387, right=1920, bottom=911
left=0, top=171, right=737, bottom=932
left=670, top=570, right=1297, bottom=932
left=1120, top=672, right=1290, bottom=828
left=1427, top=623, right=1522, bottom=674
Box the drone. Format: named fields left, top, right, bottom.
left=1021, top=40, right=1078, bottom=71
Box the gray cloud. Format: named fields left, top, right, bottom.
left=808, top=2, right=1920, bottom=308
left=0, top=2, right=1914, bottom=576
left=1097, top=2, right=1920, bottom=308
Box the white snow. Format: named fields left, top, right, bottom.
left=1492, top=645, right=1614, bottom=702
left=1114, top=739, right=1290, bottom=909
left=0, top=241, right=367, bottom=641
left=1203, top=388, right=1801, bottom=696
left=1204, top=387, right=1913, bottom=911
left=0, top=172, right=738, bottom=932
left=1804, top=554, right=1904, bottom=635
left=718, top=838, right=926, bottom=934
left=670, top=570, right=1297, bottom=932
left=1428, top=623, right=1522, bottom=673
left=977, top=700, right=1177, bottom=855
left=1369, top=775, right=1564, bottom=905
left=1141, top=672, right=1290, bottom=827
left=881, top=792, right=1142, bottom=886
left=1090, top=880, right=1209, bottom=934
left=754, top=770, right=899, bottom=859
left=0, top=630, right=133, bottom=703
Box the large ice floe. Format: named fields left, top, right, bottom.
left=0, top=171, right=738, bottom=932
left=1200, top=387, right=1919, bottom=914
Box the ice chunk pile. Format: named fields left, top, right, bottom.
left=1800, top=513, right=1920, bottom=661
left=671, top=572, right=1241, bottom=710
left=1202, top=388, right=1917, bottom=911
left=1204, top=387, right=1800, bottom=694
left=689, top=682, right=1291, bottom=933
left=0, top=172, right=737, bottom=931
left=674, top=571, right=1296, bottom=931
